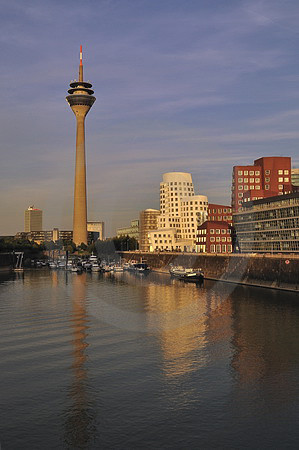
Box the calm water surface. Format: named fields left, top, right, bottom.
left=1, top=270, right=299, bottom=449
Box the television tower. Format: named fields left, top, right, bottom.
left=66, top=46, right=96, bottom=246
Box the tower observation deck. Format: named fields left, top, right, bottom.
left=66, top=46, right=96, bottom=246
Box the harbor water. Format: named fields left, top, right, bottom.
left=1, top=270, right=299, bottom=449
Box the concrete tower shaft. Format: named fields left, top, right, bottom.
left=66, top=46, right=96, bottom=246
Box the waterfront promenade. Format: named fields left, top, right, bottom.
left=1, top=269, right=299, bottom=449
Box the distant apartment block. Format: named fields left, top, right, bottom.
left=87, top=221, right=105, bottom=241
left=117, top=219, right=140, bottom=240
left=233, top=192, right=299, bottom=254
left=15, top=229, right=99, bottom=245
left=24, top=206, right=43, bottom=232
left=231, top=157, right=292, bottom=212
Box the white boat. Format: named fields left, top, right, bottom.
left=89, top=253, right=98, bottom=263
left=91, top=263, right=101, bottom=272
left=66, top=261, right=73, bottom=270
left=113, top=266, right=124, bottom=272
left=169, top=266, right=204, bottom=283
left=49, top=262, right=57, bottom=269
left=169, top=266, right=193, bottom=277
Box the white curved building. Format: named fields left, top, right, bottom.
left=148, top=172, right=208, bottom=252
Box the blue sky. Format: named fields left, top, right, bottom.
left=1, top=0, right=299, bottom=236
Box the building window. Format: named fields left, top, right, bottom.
left=265, top=185, right=270, bottom=190
left=238, top=185, right=243, bottom=190
left=250, top=171, right=254, bottom=176
left=238, top=170, right=243, bottom=175
left=244, top=171, right=248, bottom=175
left=216, top=245, right=221, bottom=252
left=278, top=185, right=283, bottom=190
left=210, top=237, right=215, bottom=242
left=265, top=177, right=270, bottom=182
left=278, top=170, right=283, bottom=175
left=284, top=177, right=289, bottom=182
left=265, top=170, right=271, bottom=175
left=278, top=177, right=283, bottom=182
left=284, top=170, right=289, bottom=175
left=255, top=171, right=260, bottom=175
left=210, top=229, right=214, bottom=234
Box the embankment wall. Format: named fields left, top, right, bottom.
left=119, top=252, right=299, bottom=292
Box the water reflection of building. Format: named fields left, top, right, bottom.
left=64, top=272, right=95, bottom=448
left=144, top=282, right=209, bottom=377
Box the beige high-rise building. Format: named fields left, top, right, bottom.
left=66, top=46, right=96, bottom=246
left=148, top=172, right=208, bottom=252
left=24, top=206, right=43, bottom=232
left=139, top=209, right=160, bottom=251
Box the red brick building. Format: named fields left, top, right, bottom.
left=196, top=221, right=233, bottom=253
left=231, top=156, right=292, bottom=212
left=208, top=204, right=232, bottom=225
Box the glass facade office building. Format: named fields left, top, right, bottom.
left=233, top=193, right=299, bottom=254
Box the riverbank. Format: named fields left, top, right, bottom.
left=0, top=253, right=14, bottom=272
left=119, top=252, right=299, bottom=293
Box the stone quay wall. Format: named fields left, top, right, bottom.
left=119, top=252, right=299, bottom=292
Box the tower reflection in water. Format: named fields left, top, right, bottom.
left=63, top=272, right=96, bottom=448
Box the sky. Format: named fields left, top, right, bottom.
left=1, top=0, right=299, bottom=237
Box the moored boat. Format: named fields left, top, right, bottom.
left=169, top=266, right=190, bottom=277
left=133, top=263, right=150, bottom=273
left=169, top=266, right=204, bottom=283
left=179, top=270, right=204, bottom=284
